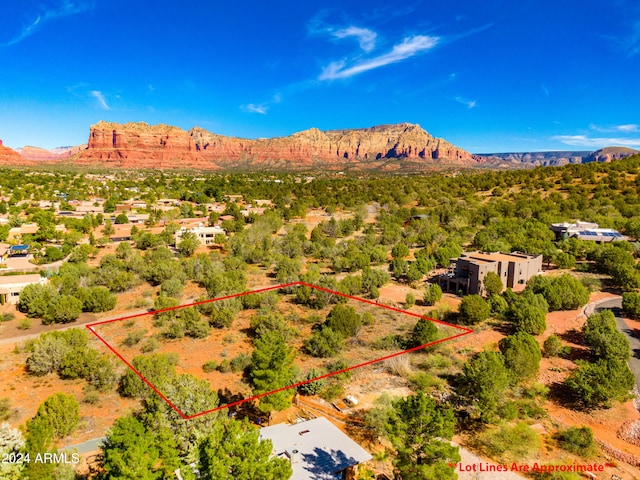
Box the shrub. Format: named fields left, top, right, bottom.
left=555, top=426, right=596, bottom=457
left=526, top=274, right=589, bottom=311
left=0, top=397, right=11, bottom=420
left=499, top=332, right=542, bottom=383
left=478, top=422, right=541, bottom=463
left=405, top=292, right=416, bottom=308
left=409, top=319, right=438, bottom=348
left=202, top=361, right=218, bottom=373
left=320, top=384, right=344, bottom=401
left=304, top=327, right=344, bottom=358
left=325, top=304, right=361, bottom=339
left=217, top=359, right=232, bottom=373
left=423, top=283, right=442, bottom=306
left=483, top=271, right=503, bottom=297
left=543, top=335, right=569, bottom=357
left=42, top=295, right=83, bottom=324
left=622, top=291, right=640, bottom=319
left=230, top=353, right=252, bottom=373
left=140, top=337, right=160, bottom=353
left=122, top=329, right=146, bottom=347
left=298, top=368, right=326, bottom=395
left=511, top=305, right=547, bottom=335
left=583, top=310, right=630, bottom=361
left=458, top=294, right=491, bottom=325
left=565, top=358, right=634, bottom=407
left=17, top=318, right=32, bottom=330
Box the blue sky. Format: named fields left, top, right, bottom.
left=0, top=0, right=639, bottom=153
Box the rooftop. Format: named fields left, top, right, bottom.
left=259, top=417, right=372, bottom=480
left=461, top=251, right=538, bottom=264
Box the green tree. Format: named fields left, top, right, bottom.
left=483, top=271, right=503, bottom=297
left=33, top=393, right=80, bottom=439
left=102, top=218, right=115, bottom=237
left=100, top=416, right=163, bottom=480
left=17, top=283, right=59, bottom=318
left=461, top=351, right=510, bottom=422
left=409, top=319, right=438, bottom=348
left=527, top=274, right=589, bottom=311
left=324, top=304, right=362, bottom=339
left=115, top=213, right=129, bottom=224
left=458, top=294, right=491, bottom=325
left=565, top=358, right=634, bottom=407
left=304, top=327, right=344, bottom=358
left=511, top=304, right=547, bottom=335
left=22, top=416, right=55, bottom=479
left=42, top=295, right=83, bottom=324
left=391, top=243, right=410, bottom=259
left=198, top=418, right=292, bottom=480
left=499, top=332, right=542, bottom=383
left=622, top=291, right=640, bottom=319
left=423, top=283, right=443, bottom=306
left=120, top=353, right=178, bottom=399
left=251, top=331, right=296, bottom=412
left=583, top=310, right=631, bottom=362
left=384, top=391, right=460, bottom=479
left=83, top=286, right=117, bottom=312
left=177, top=231, right=200, bottom=257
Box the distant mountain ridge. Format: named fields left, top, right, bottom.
left=1, top=123, right=638, bottom=171
left=477, top=146, right=639, bottom=166
left=73, top=121, right=478, bottom=171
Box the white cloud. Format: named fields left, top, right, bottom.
left=454, top=96, right=477, bottom=109
left=616, top=124, right=639, bottom=132
left=0, top=1, right=93, bottom=47
left=319, top=35, right=439, bottom=81
left=589, top=123, right=639, bottom=133
left=240, top=103, right=268, bottom=115
left=333, top=26, right=377, bottom=52
left=552, top=135, right=640, bottom=148
left=90, top=90, right=110, bottom=110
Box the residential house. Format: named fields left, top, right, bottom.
left=550, top=221, right=625, bottom=243
left=175, top=225, right=225, bottom=246
left=439, top=251, right=543, bottom=295
left=259, top=417, right=372, bottom=480
left=0, top=274, right=48, bottom=305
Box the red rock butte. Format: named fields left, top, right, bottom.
left=76, top=121, right=481, bottom=170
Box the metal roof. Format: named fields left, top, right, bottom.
left=259, top=417, right=372, bottom=480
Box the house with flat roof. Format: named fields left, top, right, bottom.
left=0, top=274, right=47, bottom=305
left=439, top=251, right=543, bottom=295
left=175, top=225, right=225, bottom=246
left=550, top=221, right=625, bottom=243
left=259, top=417, right=372, bottom=480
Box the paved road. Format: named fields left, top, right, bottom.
left=594, top=298, right=640, bottom=388
left=63, top=436, right=106, bottom=454
left=0, top=308, right=150, bottom=347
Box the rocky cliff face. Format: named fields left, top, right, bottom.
left=0, top=139, right=30, bottom=165
left=582, top=147, right=639, bottom=163
left=17, top=145, right=86, bottom=161
left=75, top=121, right=477, bottom=170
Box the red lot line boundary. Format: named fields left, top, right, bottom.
left=87, top=281, right=473, bottom=420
